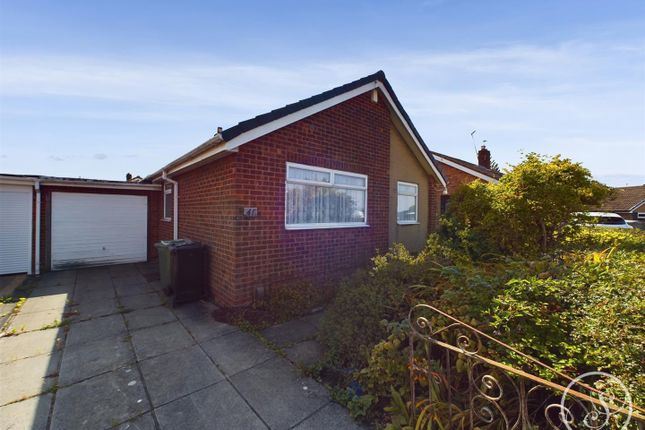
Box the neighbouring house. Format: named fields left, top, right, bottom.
left=592, top=184, right=645, bottom=221
left=1, top=71, right=456, bottom=308
left=430, top=145, right=502, bottom=213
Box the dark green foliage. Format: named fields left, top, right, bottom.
left=319, top=228, right=645, bottom=426
left=442, top=153, right=611, bottom=256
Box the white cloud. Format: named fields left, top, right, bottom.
left=0, top=39, right=643, bottom=181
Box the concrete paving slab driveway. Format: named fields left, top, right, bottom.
left=0, top=263, right=360, bottom=430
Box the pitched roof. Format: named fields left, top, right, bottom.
left=595, top=185, right=645, bottom=212
left=147, top=71, right=446, bottom=188
left=430, top=151, right=502, bottom=182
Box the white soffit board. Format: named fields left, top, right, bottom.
left=51, top=192, right=147, bottom=270
left=0, top=184, right=33, bottom=275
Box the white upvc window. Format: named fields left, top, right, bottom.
left=163, top=185, right=173, bottom=221
left=397, top=181, right=418, bottom=224
left=285, top=162, right=368, bottom=229
left=637, top=212, right=645, bottom=220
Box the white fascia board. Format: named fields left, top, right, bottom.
left=40, top=180, right=161, bottom=191
left=165, top=79, right=447, bottom=191
left=375, top=82, right=447, bottom=191
left=432, top=155, right=499, bottom=184
left=0, top=176, right=37, bottom=186
left=628, top=199, right=645, bottom=212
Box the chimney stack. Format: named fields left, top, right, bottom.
left=126, top=172, right=132, bottom=182
left=478, top=145, right=491, bottom=170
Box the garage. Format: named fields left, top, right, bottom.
left=0, top=184, right=33, bottom=275
left=51, top=192, right=148, bottom=270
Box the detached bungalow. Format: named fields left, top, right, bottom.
left=148, top=71, right=447, bottom=307
left=0, top=71, right=449, bottom=308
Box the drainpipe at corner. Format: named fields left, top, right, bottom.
left=161, top=171, right=178, bottom=240
left=34, top=180, right=41, bottom=275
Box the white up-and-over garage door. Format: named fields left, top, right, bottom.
left=0, top=184, right=33, bottom=275
left=51, top=192, right=147, bottom=270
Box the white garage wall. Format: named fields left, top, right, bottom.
left=0, top=184, right=33, bottom=275
left=51, top=192, right=147, bottom=270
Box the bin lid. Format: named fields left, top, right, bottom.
left=158, top=239, right=196, bottom=248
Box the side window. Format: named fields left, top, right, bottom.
left=397, top=181, right=418, bottom=224
left=163, top=184, right=173, bottom=220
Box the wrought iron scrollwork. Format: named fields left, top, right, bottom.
left=405, top=303, right=643, bottom=429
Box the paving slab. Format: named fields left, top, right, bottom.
left=0, top=303, right=15, bottom=328
left=0, top=328, right=63, bottom=363
left=0, top=393, right=52, bottom=430
left=124, top=306, right=176, bottom=331
left=73, top=296, right=120, bottom=321
left=6, top=308, right=68, bottom=333
left=155, top=381, right=267, bottom=430
left=19, top=293, right=69, bottom=314
left=172, top=301, right=216, bottom=321
left=231, top=356, right=330, bottom=430
left=113, top=275, right=148, bottom=289
left=117, top=412, right=157, bottom=430
left=285, top=340, right=323, bottom=367
left=73, top=279, right=113, bottom=295
left=29, top=282, right=75, bottom=298
left=301, top=311, right=325, bottom=330
left=0, top=274, right=29, bottom=297
left=109, top=265, right=141, bottom=279
left=66, top=314, right=126, bottom=347
left=38, top=272, right=76, bottom=288
left=51, top=366, right=150, bottom=430
left=119, top=292, right=164, bottom=311
left=59, top=334, right=135, bottom=386
left=115, top=282, right=156, bottom=298
left=293, top=402, right=363, bottom=430
left=140, top=344, right=224, bottom=407
left=0, top=351, right=61, bottom=406
left=131, top=321, right=194, bottom=361
left=146, top=280, right=163, bottom=291
left=261, top=318, right=318, bottom=347
left=181, top=314, right=238, bottom=342
left=201, top=331, right=276, bottom=376
left=73, top=284, right=115, bottom=302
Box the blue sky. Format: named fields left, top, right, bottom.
left=1, top=0, right=644, bottom=185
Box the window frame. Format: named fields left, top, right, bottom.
left=637, top=212, right=645, bottom=220
left=162, top=184, right=173, bottom=222
left=284, top=162, right=368, bottom=230
left=397, top=181, right=419, bottom=225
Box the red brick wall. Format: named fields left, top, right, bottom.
left=167, top=91, right=392, bottom=307
left=39, top=186, right=161, bottom=273
left=438, top=162, right=481, bottom=195
left=427, top=178, right=444, bottom=232
left=165, top=157, right=239, bottom=306
left=230, top=91, right=391, bottom=306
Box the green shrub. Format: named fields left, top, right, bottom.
left=320, top=228, right=645, bottom=426
left=442, top=153, right=610, bottom=256
left=319, top=242, right=450, bottom=368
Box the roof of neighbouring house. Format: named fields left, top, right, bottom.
left=146, top=70, right=447, bottom=188
left=594, top=185, right=645, bottom=212
left=430, top=151, right=502, bottom=182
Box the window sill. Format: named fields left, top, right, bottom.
left=397, top=221, right=420, bottom=225
left=285, top=224, right=370, bottom=231
left=161, top=218, right=172, bottom=222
